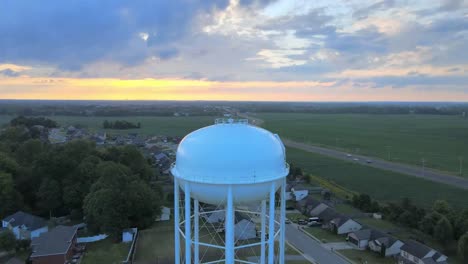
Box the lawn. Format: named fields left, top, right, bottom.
left=81, top=238, right=131, bottom=264
left=334, top=203, right=362, bottom=215
left=286, top=147, right=468, bottom=209
left=357, top=217, right=402, bottom=232
left=260, top=113, right=468, bottom=177
left=338, top=249, right=397, bottom=264
left=304, top=227, right=345, bottom=243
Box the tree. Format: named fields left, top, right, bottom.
left=0, top=172, right=22, bottom=219
left=432, top=200, right=452, bottom=215
left=0, top=229, right=16, bottom=251
left=434, top=216, right=453, bottom=244
left=84, top=162, right=162, bottom=239
left=419, top=212, right=442, bottom=235
left=37, top=178, right=62, bottom=217
left=458, top=233, right=468, bottom=261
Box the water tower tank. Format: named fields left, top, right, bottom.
left=171, top=119, right=289, bottom=205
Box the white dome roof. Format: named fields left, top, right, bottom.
left=171, top=122, right=289, bottom=185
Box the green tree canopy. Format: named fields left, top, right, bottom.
left=0, top=229, right=16, bottom=251
left=84, top=162, right=162, bottom=239
left=434, top=216, right=453, bottom=244
left=458, top=233, right=468, bottom=261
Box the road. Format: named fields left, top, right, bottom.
left=283, top=139, right=468, bottom=190
left=285, top=224, right=349, bottom=264
left=237, top=112, right=468, bottom=190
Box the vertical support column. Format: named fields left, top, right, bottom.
left=268, top=182, right=276, bottom=264
left=225, top=185, right=235, bottom=264
left=279, top=178, right=286, bottom=264
left=260, top=199, right=266, bottom=264
left=194, top=199, right=199, bottom=264
left=184, top=182, right=191, bottom=264
left=174, top=177, right=180, bottom=264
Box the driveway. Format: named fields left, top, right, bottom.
left=285, top=224, right=350, bottom=264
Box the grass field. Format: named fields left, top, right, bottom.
left=287, top=147, right=468, bottom=208
left=259, top=113, right=468, bottom=177
left=81, top=238, right=130, bottom=264
left=0, top=115, right=216, bottom=137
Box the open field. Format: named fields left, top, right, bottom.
left=81, top=238, right=130, bottom=264
left=259, top=113, right=468, bottom=177
left=287, top=147, right=468, bottom=208
left=0, top=115, right=216, bottom=137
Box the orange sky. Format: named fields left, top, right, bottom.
left=1, top=76, right=467, bottom=101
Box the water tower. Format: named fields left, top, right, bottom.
left=171, top=119, right=289, bottom=264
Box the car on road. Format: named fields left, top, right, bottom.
left=298, top=219, right=308, bottom=225
left=353, top=158, right=359, bottom=161
left=346, top=154, right=352, bottom=157
left=366, top=159, right=373, bottom=163
left=285, top=219, right=291, bottom=224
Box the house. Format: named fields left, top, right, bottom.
left=2, top=211, right=48, bottom=240
left=234, top=212, right=256, bottom=240
left=329, top=215, right=361, bottom=234
left=156, top=207, right=171, bottom=221
left=154, top=152, right=169, bottom=163
left=48, top=128, right=67, bottom=144
left=317, top=207, right=340, bottom=223
left=122, top=228, right=137, bottom=243
left=203, top=211, right=256, bottom=240
left=30, top=225, right=77, bottom=264
left=347, top=228, right=403, bottom=254
left=309, top=203, right=330, bottom=217
left=296, top=196, right=324, bottom=215
left=369, top=235, right=404, bottom=257
left=285, top=187, right=309, bottom=201
left=398, top=240, right=448, bottom=264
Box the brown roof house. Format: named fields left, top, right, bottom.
left=30, top=225, right=78, bottom=264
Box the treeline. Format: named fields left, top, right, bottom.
left=352, top=194, right=468, bottom=260
left=103, top=120, right=140, bottom=129
left=10, top=116, right=57, bottom=128
left=0, top=117, right=162, bottom=239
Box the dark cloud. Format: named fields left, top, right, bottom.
left=326, top=28, right=388, bottom=53
left=439, top=0, right=465, bottom=11
left=353, top=0, right=395, bottom=20
left=0, top=0, right=230, bottom=69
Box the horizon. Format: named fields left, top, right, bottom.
left=1, top=0, right=467, bottom=101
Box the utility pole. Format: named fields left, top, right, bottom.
left=386, top=146, right=391, bottom=160
left=422, top=158, right=426, bottom=176
left=460, top=156, right=463, bottom=176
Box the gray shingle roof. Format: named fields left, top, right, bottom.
left=5, top=257, right=23, bottom=264
left=31, top=225, right=77, bottom=257
left=350, top=229, right=388, bottom=241
left=3, top=211, right=47, bottom=231
left=317, top=208, right=339, bottom=222
left=401, top=240, right=433, bottom=259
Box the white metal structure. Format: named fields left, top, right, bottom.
left=171, top=119, right=289, bottom=264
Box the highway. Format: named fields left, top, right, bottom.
left=238, top=112, right=468, bottom=190
left=283, top=138, right=468, bottom=190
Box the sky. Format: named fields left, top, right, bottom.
left=0, top=0, right=467, bottom=101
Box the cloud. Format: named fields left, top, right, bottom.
left=0, top=0, right=231, bottom=69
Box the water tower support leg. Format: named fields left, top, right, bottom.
left=174, top=177, right=180, bottom=264
left=184, top=182, right=191, bottom=264
left=260, top=200, right=266, bottom=264
left=279, top=178, right=286, bottom=264
left=226, top=185, right=235, bottom=264
left=268, top=182, right=276, bottom=264
left=194, top=199, right=199, bottom=264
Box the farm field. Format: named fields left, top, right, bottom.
left=0, top=115, right=216, bottom=137
left=286, top=147, right=468, bottom=208
left=259, top=113, right=468, bottom=177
